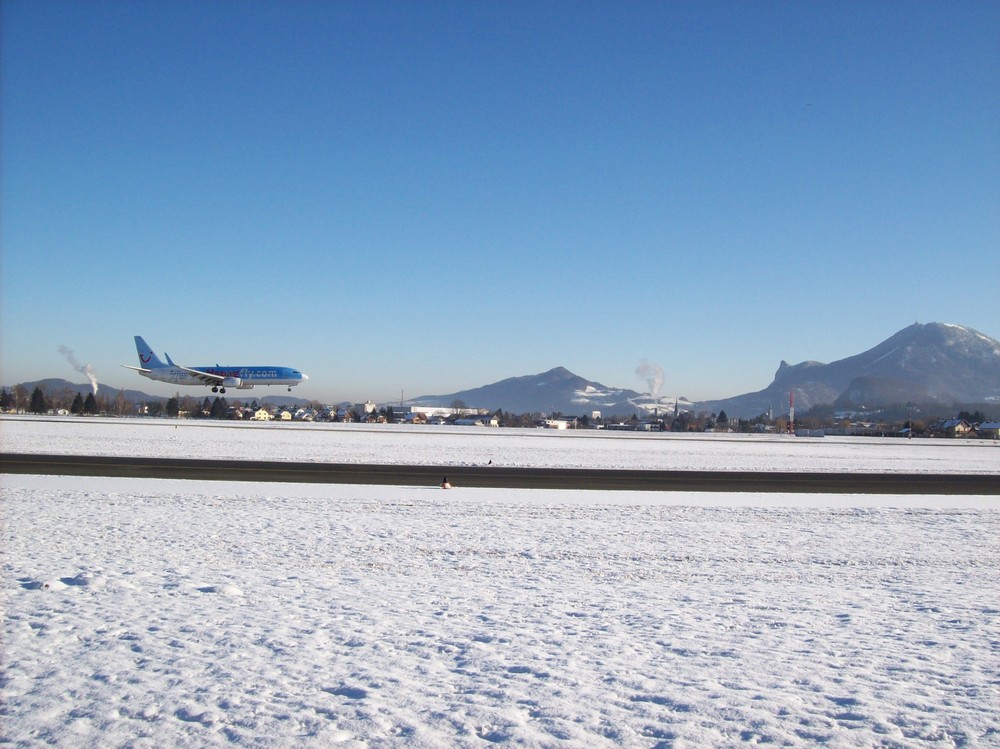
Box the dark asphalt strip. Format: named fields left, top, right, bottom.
left=2, top=453, right=997, bottom=494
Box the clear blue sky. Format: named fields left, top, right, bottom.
left=2, top=0, right=998, bottom=405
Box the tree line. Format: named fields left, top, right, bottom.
left=1, top=385, right=133, bottom=416
left=3, top=384, right=996, bottom=432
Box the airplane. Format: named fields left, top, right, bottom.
left=123, top=336, right=308, bottom=394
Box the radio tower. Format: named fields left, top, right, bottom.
left=789, top=391, right=795, bottom=434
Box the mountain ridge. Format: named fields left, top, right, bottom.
left=7, top=323, right=999, bottom=418
left=414, top=323, right=1000, bottom=418
left=411, top=366, right=682, bottom=416
left=700, top=322, right=1000, bottom=418
left=1, top=379, right=311, bottom=410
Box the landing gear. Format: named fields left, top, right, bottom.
left=211, top=386, right=227, bottom=394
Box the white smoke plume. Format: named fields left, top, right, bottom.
left=635, top=360, right=664, bottom=397
left=59, top=345, right=99, bottom=394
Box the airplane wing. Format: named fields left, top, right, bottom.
left=176, top=365, right=227, bottom=385
left=121, top=365, right=152, bottom=374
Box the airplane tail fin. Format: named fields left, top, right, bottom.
left=134, top=336, right=167, bottom=369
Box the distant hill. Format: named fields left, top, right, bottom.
left=1, top=378, right=165, bottom=405
left=413, top=323, right=1000, bottom=418
left=412, top=366, right=690, bottom=417
left=1, top=378, right=312, bottom=409
left=700, top=323, right=1000, bottom=418
left=9, top=322, right=998, bottom=420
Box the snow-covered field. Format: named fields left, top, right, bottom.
left=2, top=417, right=999, bottom=747
left=3, top=416, right=1000, bottom=473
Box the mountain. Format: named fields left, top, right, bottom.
left=1, top=378, right=312, bottom=409
left=413, top=323, right=1000, bottom=419
left=412, top=366, right=689, bottom=417
left=2, top=378, right=165, bottom=405
left=701, top=323, right=1000, bottom=418
left=10, top=323, right=998, bottom=420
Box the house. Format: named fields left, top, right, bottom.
left=636, top=421, right=665, bottom=432
left=928, top=419, right=973, bottom=438
left=251, top=408, right=273, bottom=421
left=977, top=421, right=1000, bottom=440
left=454, top=414, right=500, bottom=427
left=542, top=419, right=570, bottom=430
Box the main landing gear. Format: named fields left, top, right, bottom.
left=212, top=386, right=227, bottom=394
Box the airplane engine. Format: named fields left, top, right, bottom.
left=220, top=377, right=247, bottom=389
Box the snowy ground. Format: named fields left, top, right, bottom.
left=2, top=417, right=999, bottom=747
left=3, top=416, right=999, bottom=474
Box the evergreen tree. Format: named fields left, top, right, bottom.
left=671, top=412, right=691, bottom=432
left=193, top=397, right=211, bottom=418
left=210, top=397, right=226, bottom=419
left=84, top=392, right=98, bottom=415
left=166, top=397, right=180, bottom=418
left=71, top=392, right=85, bottom=414
left=29, top=387, right=47, bottom=414
left=0, top=388, right=9, bottom=411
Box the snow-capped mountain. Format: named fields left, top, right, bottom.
left=15, top=323, right=996, bottom=420
left=412, top=366, right=691, bottom=417
left=414, top=323, right=1000, bottom=419
left=701, top=322, right=1000, bottom=418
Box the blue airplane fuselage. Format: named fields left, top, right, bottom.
left=125, top=337, right=308, bottom=392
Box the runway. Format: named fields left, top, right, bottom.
left=2, top=453, right=997, bottom=494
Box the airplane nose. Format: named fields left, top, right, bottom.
left=301, top=373, right=309, bottom=381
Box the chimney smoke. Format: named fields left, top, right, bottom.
left=58, top=345, right=99, bottom=395
left=635, top=360, right=665, bottom=397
